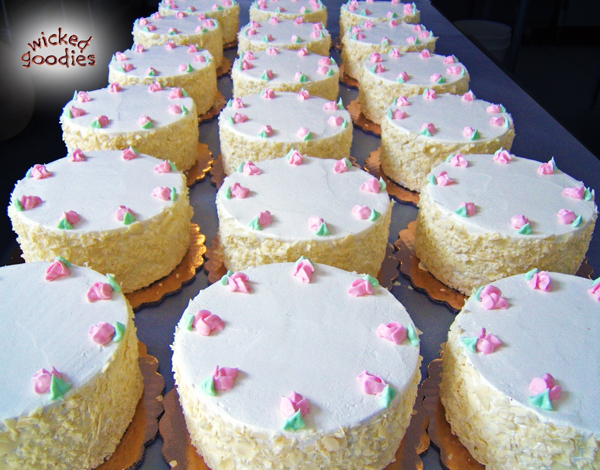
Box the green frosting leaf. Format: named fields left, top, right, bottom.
left=283, top=409, right=306, bottom=431
left=294, top=36, right=303, bottom=43
left=72, top=90, right=78, bottom=101
left=414, top=37, right=420, bottom=44
left=462, top=336, right=478, bottom=353
left=474, top=285, right=484, bottom=301
left=225, top=186, right=232, bottom=199
left=427, top=174, right=437, bottom=185
left=228, top=116, right=235, bottom=125
left=148, top=69, right=156, bottom=76
left=113, top=321, right=126, bottom=342
left=525, top=268, right=539, bottom=281
left=295, top=255, right=313, bottom=267
left=371, top=66, right=377, bottom=73
left=390, top=12, right=398, bottom=18
left=344, top=157, right=352, bottom=169
left=572, top=215, right=582, bottom=227
left=298, top=73, right=307, bottom=83
left=380, top=384, right=397, bottom=408
left=387, top=109, right=394, bottom=119
left=220, top=270, right=234, bottom=285
left=550, top=157, right=557, bottom=171
left=342, top=119, right=349, bottom=128
left=454, top=205, right=469, bottom=218
left=407, top=323, right=419, bottom=346
left=369, top=209, right=380, bottom=221
left=181, top=105, right=188, bottom=115
left=171, top=187, right=178, bottom=201
left=57, top=218, right=74, bottom=230
left=91, top=119, right=102, bottom=128
left=106, top=274, right=122, bottom=293
left=123, top=211, right=136, bottom=225
left=303, top=131, right=313, bottom=141
left=182, top=88, right=189, bottom=97
left=326, top=68, right=335, bottom=76
left=237, top=162, right=244, bottom=172
left=469, top=129, right=480, bottom=140
left=518, top=223, right=532, bottom=235
left=184, top=313, right=195, bottom=331
left=169, top=161, right=178, bottom=171
left=66, top=108, right=73, bottom=119
left=419, top=128, right=432, bottom=137
left=528, top=388, right=554, bottom=411
left=259, top=130, right=270, bottom=138
left=200, top=375, right=217, bottom=396
left=362, top=274, right=379, bottom=287
left=397, top=76, right=405, bottom=83
left=337, top=97, right=344, bottom=110
left=55, top=256, right=71, bottom=268
left=381, top=38, right=390, bottom=46
left=142, top=120, right=154, bottom=129
left=360, top=8, right=367, bottom=15
left=262, top=35, right=271, bottom=42
left=26, top=168, right=33, bottom=178
left=261, top=71, right=271, bottom=81
left=593, top=277, right=600, bottom=287
left=584, top=188, right=593, bottom=201
left=249, top=216, right=262, bottom=230
left=446, top=154, right=455, bottom=162
left=315, top=221, right=330, bottom=236
left=201, top=27, right=209, bottom=33
left=379, top=177, right=386, bottom=192
left=436, top=76, right=446, bottom=84
left=50, top=375, right=71, bottom=400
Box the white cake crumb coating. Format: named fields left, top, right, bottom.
left=217, top=156, right=392, bottom=275
left=173, top=262, right=421, bottom=470
left=0, top=262, right=143, bottom=470
left=340, top=0, right=421, bottom=37
left=249, top=0, right=328, bottom=24
left=415, top=154, right=597, bottom=295
left=441, top=272, right=600, bottom=469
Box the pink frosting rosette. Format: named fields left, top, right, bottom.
left=511, top=215, right=529, bottom=229
left=121, top=147, right=138, bottom=160
left=369, top=52, right=383, bottom=63
left=169, top=87, right=185, bottom=99
left=45, top=259, right=71, bottom=281
left=348, top=278, right=374, bottom=296
left=87, top=282, right=114, bottom=302
left=154, top=160, right=173, bottom=173
left=30, top=164, right=52, bottom=179
left=243, top=161, right=262, bottom=175
left=71, top=148, right=86, bottom=162
left=528, top=271, right=552, bottom=291
left=308, top=215, right=324, bottom=232
left=447, top=65, right=462, bottom=75
left=62, top=210, right=80, bottom=226
left=357, top=371, right=387, bottom=395
left=116, top=205, right=136, bottom=221
left=478, top=285, right=508, bottom=310
left=328, top=115, right=344, bottom=126
left=529, top=373, right=562, bottom=401
left=449, top=154, right=468, bottom=167
left=360, top=177, right=381, bottom=193
left=149, top=82, right=163, bottom=92
left=333, top=158, right=349, bottom=173
left=352, top=205, right=371, bottom=220
left=152, top=187, right=172, bottom=201
left=230, top=182, right=249, bottom=198
left=227, top=272, right=251, bottom=293
left=563, top=186, right=586, bottom=199
left=435, top=171, right=454, bottom=186
left=109, top=83, right=122, bottom=93
left=288, top=150, right=304, bottom=165
left=70, top=106, right=86, bottom=118
left=476, top=328, right=502, bottom=354
left=20, top=195, right=42, bottom=210
left=169, top=104, right=183, bottom=114
left=281, top=391, right=310, bottom=418
left=557, top=209, right=577, bottom=224
left=213, top=366, right=238, bottom=391
left=493, top=149, right=512, bottom=164
left=193, top=310, right=225, bottom=336
left=89, top=322, right=116, bottom=345
left=259, top=124, right=274, bottom=137
left=297, top=89, right=311, bottom=100
left=262, top=88, right=275, bottom=99
left=462, top=90, right=475, bottom=101
left=293, top=259, right=315, bottom=283
left=392, top=109, right=407, bottom=120
left=376, top=322, right=407, bottom=345
left=33, top=367, right=63, bottom=394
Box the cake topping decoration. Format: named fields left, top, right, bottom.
left=15, top=195, right=42, bottom=211
left=462, top=328, right=502, bottom=354
left=227, top=182, right=249, bottom=199
left=249, top=210, right=272, bottom=230
left=529, top=373, right=561, bottom=410
left=511, top=214, right=530, bottom=230
left=258, top=124, right=273, bottom=138
left=45, top=258, right=71, bottom=281
left=57, top=210, right=80, bottom=230
left=463, top=126, right=480, bottom=140
left=28, top=164, right=52, bottom=179
left=557, top=209, right=578, bottom=225
left=188, top=44, right=200, bottom=53
left=281, top=391, right=310, bottom=427
left=116, top=205, right=136, bottom=225
left=348, top=278, right=374, bottom=296
left=369, top=52, right=383, bottom=63
left=447, top=65, right=462, bottom=74
left=155, top=160, right=177, bottom=173
left=270, top=16, right=280, bottom=24
left=33, top=367, right=71, bottom=399
left=243, top=161, right=261, bottom=175
left=455, top=202, right=475, bottom=217
left=118, top=63, right=133, bottom=74
left=287, top=149, right=304, bottom=165
left=77, top=91, right=91, bottom=103
left=69, top=106, right=86, bottom=118
left=588, top=278, right=600, bottom=300
left=87, top=282, right=114, bottom=302
left=537, top=158, right=557, bottom=175
left=115, top=52, right=128, bottom=61
left=486, top=104, right=506, bottom=113
left=527, top=269, right=552, bottom=291
left=352, top=205, right=372, bottom=220
left=201, top=366, right=238, bottom=395
left=476, top=285, right=508, bottom=310
left=139, top=115, right=154, bottom=129
left=357, top=371, right=397, bottom=407
left=168, top=87, right=185, bottom=99
left=168, top=27, right=179, bottom=35
left=134, top=44, right=145, bottom=53
left=244, top=51, right=257, bottom=61
left=71, top=148, right=85, bottom=162
left=293, top=257, right=315, bottom=283
left=360, top=177, right=385, bottom=193
left=462, top=90, right=475, bottom=101
left=227, top=272, right=252, bottom=293
left=446, top=153, right=468, bottom=167
left=297, top=127, right=313, bottom=140
left=122, top=147, right=139, bottom=160
left=323, top=101, right=338, bottom=110
left=430, top=72, right=445, bottom=83
left=146, top=67, right=157, bottom=76
left=165, top=41, right=176, bottom=50
left=89, top=322, right=116, bottom=345
left=434, top=171, right=453, bottom=186
left=109, top=82, right=122, bottom=93
left=193, top=310, right=225, bottom=336
left=297, top=89, right=310, bottom=100
left=376, top=322, right=407, bottom=345
left=152, top=12, right=163, bottom=19
left=334, top=157, right=352, bottom=173
left=231, top=113, right=248, bottom=124
left=261, top=69, right=275, bottom=81
left=152, top=186, right=176, bottom=201
left=91, top=115, right=108, bottom=128
left=262, top=87, right=275, bottom=99
left=381, top=37, right=391, bottom=46
left=493, top=148, right=512, bottom=163
left=489, top=116, right=506, bottom=126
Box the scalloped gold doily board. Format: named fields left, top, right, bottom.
left=95, top=342, right=165, bottom=470
left=348, top=99, right=381, bottom=136
left=159, top=383, right=429, bottom=470
left=339, top=63, right=359, bottom=89
left=204, top=236, right=399, bottom=290
left=186, top=143, right=214, bottom=187
left=126, top=224, right=206, bottom=311
left=198, top=92, right=227, bottom=124
left=365, top=149, right=420, bottom=206
left=216, top=57, right=232, bottom=77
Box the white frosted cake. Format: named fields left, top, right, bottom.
left=218, top=90, right=352, bottom=175
left=341, top=20, right=437, bottom=80
left=415, top=153, right=597, bottom=295
left=0, top=261, right=143, bottom=470
left=8, top=149, right=193, bottom=293
left=249, top=0, right=328, bottom=25
left=60, top=84, right=199, bottom=171
left=172, top=261, right=421, bottom=470
left=108, top=43, right=217, bottom=116
left=232, top=47, right=339, bottom=100
left=132, top=13, right=223, bottom=67
left=358, top=51, right=470, bottom=124
left=441, top=271, right=600, bottom=469
left=158, top=0, right=240, bottom=44
left=340, top=0, right=420, bottom=37
left=217, top=155, right=392, bottom=276
left=380, top=90, right=515, bottom=191
left=238, top=18, right=331, bottom=56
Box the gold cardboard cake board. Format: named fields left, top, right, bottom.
left=216, top=57, right=232, bottom=77
left=198, top=92, right=227, bottom=124
left=160, top=384, right=429, bottom=470
left=126, top=224, right=206, bottom=311
left=348, top=99, right=382, bottom=136
left=186, top=143, right=214, bottom=187
left=365, top=149, right=420, bottom=206
left=205, top=236, right=399, bottom=289
left=223, top=39, right=238, bottom=50
left=96, top=342, right=165, bottom=470
left=339, top=63, right=359, bottom=89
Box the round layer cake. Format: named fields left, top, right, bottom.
left=415, top=153, right=597, bottom=295
left=340, top=0, right=420, bottom=37
left=8, top=149, right=193, bottom=293
left=232, top=48, right=339, bottom=100
left=238, top=18, right=331, bottom=56
left=358, top=51, right=470, bottom=124
left=341, top=20, right=437, bottom=80
left=158, top=0, right=240, bottom=44
left=172, top=261, right=421, bottom=470
left=380, top=90, right=515, bottom=191
left=108, top=43, right=217, bottom=116
left=60, top=84, right=199, bottom=171
left=0, top=261, right=143, bottom=470
left=132, top=13, right=223, bottom=67
left=249, top=0, right=328, bottom=24
left=217, top=155, right=392, bottom=276
left=218, top=90, right=352, bottom=175
left=441, top=272, right=600, bottom=469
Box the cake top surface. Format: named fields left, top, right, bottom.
left=10, top=150, right=186, bottom=232
left=239, top=18, right=330, bottom=47
left=109, top=43, right=214, bottom=78
left=233, top=48, right=338, bottom=84
left=456, top=271, right=600, bottom=434
left=219, top=90, right=350, bottom=143
left=342, top=0, right=418, bottom=20
left=363, top=51, right=468, bottom=86
left=217, top=155, right=390, bottom=240
left=133, top=13, right=221, bottom=37
left=345, top=19, right=436, bottom=47
left=423, top=153, right=597, bottom=239
left=249, top=0, right=326, bottom=15
left=172, top=262, right=420, bottom=433
left=158, top=0, right=239, bottom=14
left=59, top=84, right=195, bottom=136
left=0, top=261, right=131, bottom=421
left=386, top=91, right=512, bottom=143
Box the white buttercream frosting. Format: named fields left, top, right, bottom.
left=342, top=0, right=417, bottom=21
left=239, top=18, right=329, bottom=49
left=172, top=261, right=420, bottom=433
left=345, top=20, right=436, bottom=47
left=387, top=92, right=512, bottom=143
left=0, top=261, right=131, bottom=422
left=158, top=0, right=238, bottom=15
left=423, top=154, right=597, bottom=239
left=455, top=272, right=600, bottom=435
left=249, top=0, right=326, bottom=16
left=218, top=156, right=391, bottom=240
left=10, top=150, right=186, bottom=232
left=219, top=91, right=350, bottom=143
left=132, top=13, right=220, bottom=39
left=59, top=84, right=195, bottom=137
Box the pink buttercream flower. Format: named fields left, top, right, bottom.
left=77, top=91, right=91, bottom=103
left=557, top=209, right=577, bottom=224
left=406, top=36, right=417, bottom=44
left=71, top=148, right=85, bottom=162
left=476, top=328, right=502, bottom=354
left=348, top=2, right=357, bottom=11
left=70, top=106, right=86, bottom=117
left=323, top=101, right=338, bottom=110
left=362, top=8, right=371, bottom=15
left=529, top=373, right=562, bottom=401
left=20, top=195, right=42, bottom=210
left=288, top=150, right=304, bottom=165
left=493, top=149, right=512, bottom=164
left=318, top=57, right=333, bottom=66
left=449, top=154, right=468, bottom=167
left=392, top=109, right=407, bottom=120
left=45, top=259, right=70, bottom=281
left=269, top=16, right=279, bottom=25
left=267, top=47, right=279, bottom=55
left=281, top=391, right=310, bottom=417
left=97, top=115, right=109, bottom=127
left=257, top=0, right=267, bottom=8
left=447, top=65, right=462, bottom=74
left=230, top=97, right=244, bottom=109
left=373, top=64, right=385, bottom=73
left=122, top=147, right=138, bottom=160
left=193, top=310, right=225, bottom=336
left=139, top=115, right=152, bottom=126
left=146, top=24, right=157, bottom=31
left=490, top=117, right=506, bottom=127
left=152, top=11, right=163, bottom=18
left=419, top=30, right=431, bottom=38
left=297, top=126, right=310, bottom=138
left=486, top=104, right=503, bottom=113
left=223, top=0, right=233, bottom=5
left=420, top=49, right=431, bottom=59
left=89, top=322, right=116, bottom=345
left=436, top=171, right=454, bottom=186
left=563, top=186, right=586, bottom=199
left=295, top=16, right=305, bottom=24
left=511, top=215, right=529, bottom=229
left=146, top=67, right=158, bottom=76
left=204, top=19, right=216, bottom=28
left=397, top=96, right=410, bottom=106
left=363, top=20, right=374, bottom=28
left=179, top=63, right=192, bottom=72
left=241, top=60, right=253, bottom=70
left=390, top=18, right=399, bottom=26
left=444, top=55, right=456, bottom=64
left=109, top=82, right=122, bottom=93
left=355, top=32, right=366, bottom=40
left=176, top=11, right=187, bottom=18
left=63, top=210, right=80, bottom=226
left=313, top=22, right=324, bottom=31
left=258, top=210, right=272, bottom=227
left=87, top=282, right=114, bottom=302
left=230, top=182, right=249, bottom=198
left=421, top=122, right=436, bottom=135
left=318, top=65, right=330, bottom=75
left=430, top=73, right=442, bottom=82
left=228, top=272, right=251, bottom=293
left=361, top=178, right=381, bottom=193
left=244, top=51, right=257, bottom=60
left=528, top=271, right=552, bottom=291
left=139, top=18, right=149, bottom=26
left=243, top=161, right=262, bottom=175
left=233, top=113, right=248, bottom=124
left=588, top=282, right=600, bottom=300
left=152, top=186, right=172, bottom=201
left=116, top=205, right=136, bottom=221
left=33, top=367, right=63, bottom=394
left=168, top=27, right=179, bottom=34
left=169, top=104, right=183, bottom=114
left=310, top=30, right=322, bottom=38
left=154, top=160, right=172, bottom=173
left=308, top=215, right=325, bottom=232
left=297, top=89, right=311, bottom=100
left=463, top=126, right=477, bottom=138
left=348, top=278, right=374, bottom=296
left=31, top=164, right=52, bottom=179
left=352, top=205, right=371, bottom=220
left=115, top=52, right=128, bottom=61
left=328, top=115, right=344, bottom=126
left=262, top=88, right=275, bottom=99
left=462, top=91, right=475, bottom=101
left=458, top=201, right=476, bottom=216
left=169, top=87, right=184, bottom=99
left=188, top=44, right=200, bottom=53
left=135, top=44, right=145, bottom=53
left=213, top=366, right=238, bottom=391
left=390, top=48, right=402, bottom=58
left=479, top=285, right=508, bottom=310
left=423, top=88, right=436, bottom=100
left=250, top=20, right=261, bottom=28
left=334, top=158, right=349, bottom=173
left=404, top=3, right=414, bottom=14
left=263, top=69, right=275, bottom=80
left=259, top=124, right=273, bottom=136
left=537, top=160, right=555, bottom=174
left=376, top=322, right=407, bottom=345
left=165, top=41, right=176, bottom=50
left=293, top=259, right=315, bottom=283
left=351, top=25, right=362, bottom=34
left=357, top=371, right=386, bottom=395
